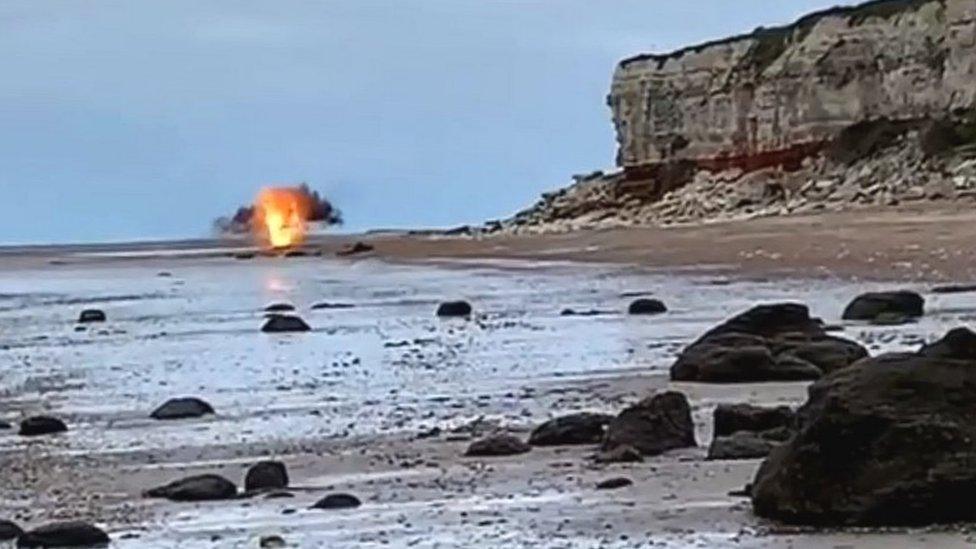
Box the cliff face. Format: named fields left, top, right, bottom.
left=609, top=0, right=976, bottom=171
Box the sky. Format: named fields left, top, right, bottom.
left=0, top=0, right=839, bottom=244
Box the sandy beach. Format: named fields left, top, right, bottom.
left=2, top=207, right=976, bottom=547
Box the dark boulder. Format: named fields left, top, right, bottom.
left=464, top=434, right=531, bottom=457
left=528, top=413, right=613, bottom=446
left=596, top=477, right=633, bottom=490
left=19, top=416, right=67, bottom=437
left=751, top=327, right=976, bottom=526
left=16, top=521, right=109, bottom=548
left=311, top=493, right=361, bottom=510
left=245, top=461, right=289, bottom=492
left=918, top=327, right=976, bottom=360
left=261, top=315, right=311, bottom=333
left=594, top=444, right=643, bottom=464
left=336, top=242, right=374, bottom=257
left=842, top=291, right=924, bottom=321
left=0, top=420, right=10, bottom=429
left=0, top=520, right=23, bottom=541
left=931, top=284, right=976, bottom=294
left=713, top=404, right=793, bottom=438
left=150, top=397, right=214, bottom=420
left=707, top=429, right=789, bottom=460
left=627, top=299, right=667, bottom=315
left=144, top=474, right=237, bottom=501
left=560, top=309, right=612, bottom=317
left=602, top=392, right=695, bottom=456
left=671, top=303, right=867, bottom=382
left=264, top=303, right=295, bottom=312
left=77, top=309, right=106, bottom=323
left=436, top=301, right=472, bottom=318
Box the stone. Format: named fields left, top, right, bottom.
left=261, top=315, right=311, bottom=333
left=560, top=309, right=612, bottom=317
left=842, top=291, right=924, bottom=321
left=707, top=431, right=781, bottom=460
left=436, top=301, right=472, bottom=318
left=0, top=520, right=23, bottom=541
left=144, top=474, right=238, bottom=501
left=713, top=404, right=793, bottom=438
left=311, top=493, right=361, bottom=510
left=627, top=298, right=667, bottom=315
left=931, top=284, right=976, bottom=294
left=602, top=391, right=696, bottom=456
left=264, top=303, right=295, bottom=312
left=260, top=535, right=287, bottom=548
left=77, top=309, right=106, bottom=323
left=596, top=477, right=633, bottom=490
left=19, top=416, right=67, bottom=437
left=594, top=445, right=643, bottom=464
left=16, top=521, right=109, bottom=547
left=150, top=397, right=215, bottom=420
left=336, top=242, right=374, bottom=256
left=245, top=461, right=289, bottom=492
left=464, top=434, right=531, bottom=457
left=0, top=420, right=11, bottom=430
left=752, top=327, right=976, bottom=526
left=528, top=413, right=614, bottom=446
left=670, top=303, right=867, bottom=382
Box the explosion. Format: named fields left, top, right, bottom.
left=253, top=187, right=313, bottom=249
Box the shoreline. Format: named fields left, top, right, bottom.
left=2, top=205, right=974, bottom=282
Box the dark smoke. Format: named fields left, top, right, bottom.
left=213, top=183, right=343, bottom=235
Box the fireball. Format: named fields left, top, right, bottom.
left=253, top=187, right=313, bottom=249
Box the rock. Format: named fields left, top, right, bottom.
left=283, top=249, right=307, bottom=258
left=0, top=520, right=23, bottom=541
left=245, top=461, right=289, bottom=492
left=261, top=315, right=311, bottom=333
left=19, top=416, right=67, bottom=436
left=627, top=298, right=667, bottom=315
left=596, top=477, right=633, bottom=490
left=594, top=444, right=643, bottom=464
left=144, top=474, right=238, bottom=501
left=150, top=397, right=215, bottom=420
left=311, top=493, right=361, bottom=510
left=77, top=309, right=106, bottom=323
left=842, top=291, right=924, bottom=321
left=602, top=392, right=696, bottom=456
left=464, top=434, right=531, bottom=457
left=528, top=413, right=613, bottom=446
left=751, top=327, right=976, bottom=526
left=16, top=521, right=109, bottom=547
left=870, top=312, right=913, bottom=326
left=234, top=252, right=255, bottom=260
left=336, top=242, right=374, bottom=256
left=310, top=302, right=355, bottom=310
left=707, top=431, right=781, bottom=460
left=713, top=404, right=793, bottom=438
left=264, top=303, right=295, bottom=312
left=931, top=284, right=976, bottom=294
left=436, top=301, right=472, bottom=318
left=0, top=420, right=11, bottom=430
left=671, top=303, right=867, bottom=382
left=918, top=327, right=976, bottom=359
left=260, top=535, right=287, bottom=548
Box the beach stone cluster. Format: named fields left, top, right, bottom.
left=669, top=303, right=867, bottom=382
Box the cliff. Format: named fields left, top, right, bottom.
left=609, top=0, right=976, bottom=172
left=485, top=0, right=976, bottom=236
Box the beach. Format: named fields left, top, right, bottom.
left=2, top=207, right=976, bottom=547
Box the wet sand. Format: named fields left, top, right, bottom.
left=2, top=207, right=976, bottom=547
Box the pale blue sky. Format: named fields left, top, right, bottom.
left=0, top=0, right=838, bottom=244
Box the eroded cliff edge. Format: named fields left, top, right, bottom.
left=487, top=0, right=976, bottom=235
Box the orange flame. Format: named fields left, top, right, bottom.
left=253, top=187, right=312, bottom=249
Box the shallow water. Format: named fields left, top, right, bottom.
left=1, top=254, right=974, bottom=547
